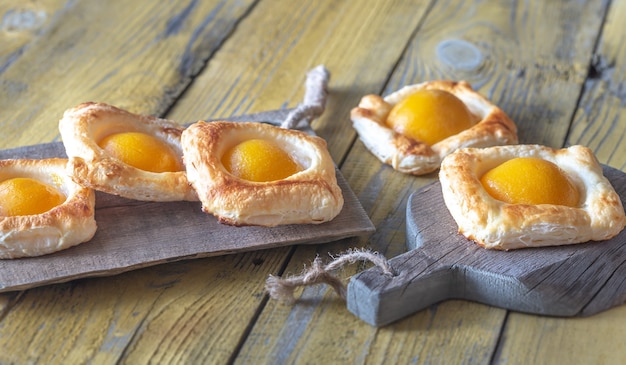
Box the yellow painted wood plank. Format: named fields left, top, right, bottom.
left=0, top=0, right=255, bottom=150
left=166, top=0, right=428, bottom=161
left=496, top=306, right=626, bottom=365
left=119, top=252, right=285, bottom=364
left=0, top=0, right=65, bottom=67
left=0, top=269, right=161, bottom=364
left=0, top=251, right=285, bottom=364
left=366, top=301, right=504, bottom=364
left=567, top=0, right=626, bottom=170
left=0, top=292, right=20, bottom=320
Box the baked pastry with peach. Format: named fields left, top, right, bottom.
left=0, top=158, right=97, bottom=258
left=439, top=144, right=626, bottom=250
left=59, top=102, right=196, bottom=201
left=181, top=121, right=344, bottom=226
left=351, top=81, right=518, bottom=175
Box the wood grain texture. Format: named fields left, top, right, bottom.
left=567, top=0, right=626, bottom=170
left=0, top=251, right=288, bottom=364
left=0, top=0, right=66, bottom=72
left=166, top=0, right=430, bottom=161
left=348, top=166, right=626, bottom=326
left=0, top=0, right=256, bottom=149
left=494, top=305, right=626, bottom=365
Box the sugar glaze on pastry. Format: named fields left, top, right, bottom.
left=0, top=158, right=97, bottom=259
left=439, top=144, right=626, bottom=250
left=59, top=102, right=196, bottom=201
left=351, top=80, right=518, bottom=175
left=181, top=121, right=344, bottom=226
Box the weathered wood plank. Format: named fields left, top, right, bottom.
left=0, top=0, right=67, bottom=72
left=165, top=0, right=430, bottom=161
left=0, top=252, right=289, bottom=364
left=0, top=0, right=256, bottom=150
left=567, top=1, right=626, bottom=170
left=495, top=305, right=626, bottom=365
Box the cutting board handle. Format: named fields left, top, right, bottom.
left=346, top=248, right=453, bottom=327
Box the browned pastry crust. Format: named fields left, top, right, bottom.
left=59, top=102, right=197, bottom=201
left=439, top=145, right=626, bottom=250
left=0, top=158, right=97, bottom=259
left=181, top=121, right=344, bottom=226
left=351, top=80, right=518, bottom=175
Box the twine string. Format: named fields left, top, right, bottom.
left=281, top=65, right=330, bottom=130
left=271, top=68, right=394, bottom=304
left=265, top=248, right=396, bottom=304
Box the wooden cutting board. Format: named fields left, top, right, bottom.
left=347, top=165, right=626, bottom=326
left=0, top=111, right=375, bottom=293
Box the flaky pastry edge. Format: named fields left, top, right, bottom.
left=439, top=144, right=626, bottom=250
left=0, top=158, right=97, bottom=259
left=181, top=121, right=344, bottom=227
left=59, top=102, right=197, bottom=202
left=351, top=80, right=518, bottom=175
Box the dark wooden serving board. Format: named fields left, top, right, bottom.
left=347, top=165, right=626, bottom=326
left=0, top=111, right=375, bottom=293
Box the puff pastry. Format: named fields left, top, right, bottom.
left=0, top=158, right=97, bottom=259
left=351, top=80, right=518, bottom=175
left=181, top=121, right=344, bottom=226
left=59, top=102, right=197, bottom=201
left=439, top=144, right=626, bottom=250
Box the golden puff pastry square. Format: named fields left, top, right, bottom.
left=351, top=80, right=518, bottom=175
left=59, top=102, right=197, bottom=202
left=439, top=144, right=626, bottom=250
left=181, top=121, right=344, bottom=227
left=0, top=158, right=97, bottom=259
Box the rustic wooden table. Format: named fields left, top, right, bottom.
left=1, top=0, right=625, bottom=364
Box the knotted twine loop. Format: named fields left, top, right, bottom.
left=265, top=248, right=396, bottom=304
left=280, top=65, right=330, bottom=130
